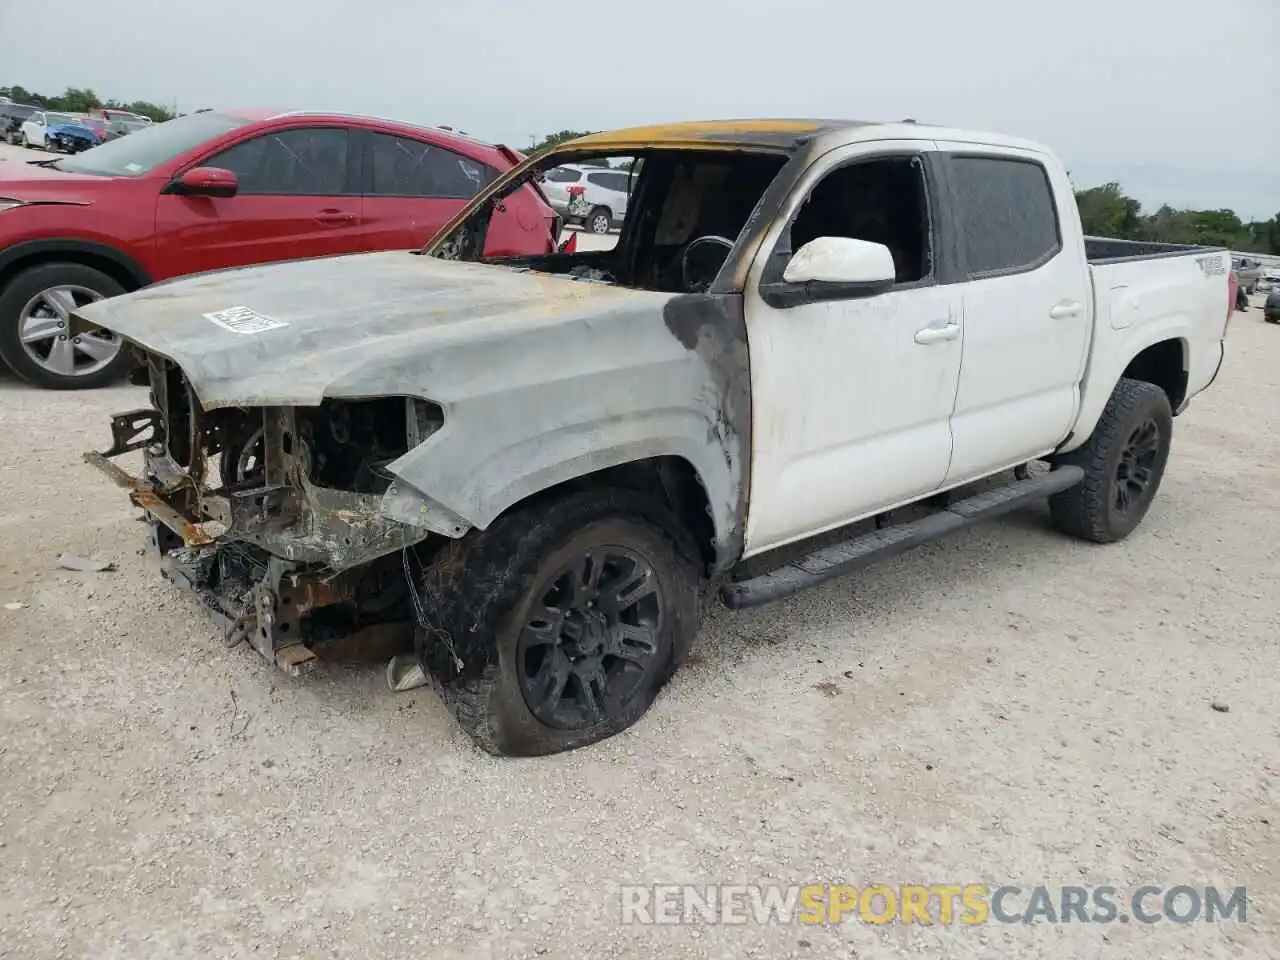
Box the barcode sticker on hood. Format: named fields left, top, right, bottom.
left=203, top=306, right=289, bottom=335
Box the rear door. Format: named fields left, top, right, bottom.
left=358, top=131, right=493, bottom=251
left=933, top=146, right=1092, bottom=484
left=153, top=125, right=361, bottom=276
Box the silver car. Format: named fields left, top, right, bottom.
left=541, top=163, right=632, bottom=234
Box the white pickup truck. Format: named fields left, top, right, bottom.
left=79, top=119, right=1233, bottom=757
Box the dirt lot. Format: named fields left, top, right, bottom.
left=1, top=142, right=1278, bottom=959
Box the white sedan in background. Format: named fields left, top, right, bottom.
left=19, top=111, right=78, bottom=149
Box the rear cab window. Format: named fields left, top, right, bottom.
left=947, top=155, right=1062, bottom=277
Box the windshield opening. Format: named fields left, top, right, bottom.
left=425, top=148, right=786, bottom=296
left=53, top=111, right=254, bottom=177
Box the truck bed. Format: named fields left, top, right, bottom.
left=1084, top=235, right=1220, bottom=264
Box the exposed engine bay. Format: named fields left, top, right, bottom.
left=86, top=353, right=447, bottom=674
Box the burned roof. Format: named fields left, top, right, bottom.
left=563, top=119, right=869, bottom=153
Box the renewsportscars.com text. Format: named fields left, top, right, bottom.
left=620, top=884, right=1247, bottom=926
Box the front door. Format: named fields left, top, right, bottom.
left=933, top=146, right=1093, bottom=483
left=154, top=126, right=362, bottom=278
left=743, top=142, right=965, bottom=555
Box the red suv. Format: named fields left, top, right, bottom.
left=0, top=109, right=568, bottom=389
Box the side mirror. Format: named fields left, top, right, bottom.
left=167, top=166, right=238, bottom=199
left=762, top=237, right=896, bottom=309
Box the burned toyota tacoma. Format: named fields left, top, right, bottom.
left=79, top=119, right=1231, bottom=756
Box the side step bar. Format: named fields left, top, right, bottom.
left=721, top=465, right=1084, bottom=610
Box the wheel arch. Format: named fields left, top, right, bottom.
left=1060, top=330, right=1190, bottom=455
left=388, top=439, right=730, bottom=576
left=0, top=238, right=152, bottom=294
left=1121, top=337, right=1189, bottom=412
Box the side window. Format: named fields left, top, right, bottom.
left=782, top=156, right=933, bottom=284
left=949, top=156, right=1061, bottom=276
left=544, top=167, right=582, bottom=183
left=367, top=134, right=491, bottom=199
left=208, top=128, right=351, bottom=196
left=587, top=171, right=620, bottom=191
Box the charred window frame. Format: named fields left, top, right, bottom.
left=758, top=151, right=951, bottom=292
left=424, top=151, right=645, bottom=263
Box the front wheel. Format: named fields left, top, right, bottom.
left=1048, top=377, right=1173, bottom=543
left=416, top=489, right=703, bottom=756
left=0, top=262, right=133, bottom=390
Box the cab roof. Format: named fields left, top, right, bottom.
left=556, top=118, right=1054, bottom=159
left=564, top=118, right=863, bottom=152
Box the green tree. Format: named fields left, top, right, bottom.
left=1075, top=182, right=1142, bottom=238
left=528, top=129, right=593, bottom=153
left=58, top=87, right=103, bottom=112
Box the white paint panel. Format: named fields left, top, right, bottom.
left=741, top=139, right=963, bottom=556
left=937, top=142, right=1093, bottom=484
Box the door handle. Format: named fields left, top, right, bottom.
left=914, top=321, right=960, bottom=345
left=1049, top=300, right=1083, bottom=320
left=315, top=209, right=357, bottom=225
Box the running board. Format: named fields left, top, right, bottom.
left=721, top=466, right=1085, bottom=610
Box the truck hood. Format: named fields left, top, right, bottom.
left=73, top=251, right=670, bottom=410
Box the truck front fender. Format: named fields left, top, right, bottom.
left=380, top=293, right=753, bottom=572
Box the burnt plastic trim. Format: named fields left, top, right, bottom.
left=0, top=237, right=152, bottom=286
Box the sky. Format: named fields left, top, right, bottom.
left=2, top=0, right=1277, bottom=219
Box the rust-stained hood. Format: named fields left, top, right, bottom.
left=72, top=251, right=668, bottom=410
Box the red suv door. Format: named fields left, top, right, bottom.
left=153, top=125, right=362, bottom=276
left=358, top=130, right=493, bottom=250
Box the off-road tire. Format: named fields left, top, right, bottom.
left=586, top=206, right=612, bottom=235
left=415, top=488, right=703, bottom=756
left=1048, top=377, right=1173, bottom=543
left=0, top=262, right=133, bottom=390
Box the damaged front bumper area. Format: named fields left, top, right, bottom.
left=84, top=361, right=454, bottom=675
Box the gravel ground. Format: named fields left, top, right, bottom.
left=1, top=140, right=1277, bottom=958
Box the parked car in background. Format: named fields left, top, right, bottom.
left=541, top=163, right=631, bottom=234
left=47, top=117, right=104, bottom=153
left=1231, top=256, right=1262, bottom=294
left=1, top=103, right=38, bottom=144
left=103, top=117, right=150, bottom=141
left=1265, top=285, right=1280, bottom=324
left=89, top=107, right=153, bottom=126
left=19, top=110, right=79, bottom=149
left=0, top=108, right=571, bottom=389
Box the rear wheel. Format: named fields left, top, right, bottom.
left=1048, top=378, right=1173, bottom=543
left=416, top=489, right=703, bottom=756
left=587, top=206, right=612, bottom=235
left=0, top=262, right=132, bottom=390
